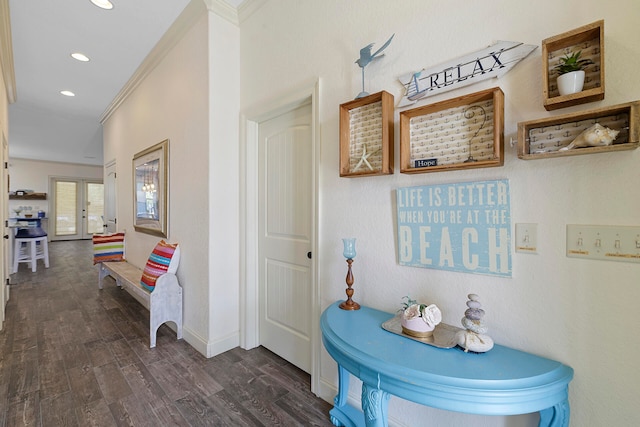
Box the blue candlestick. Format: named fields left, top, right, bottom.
left=342, top=238, right=356, bottom=259
left=340, top=238, right=360, bottom=310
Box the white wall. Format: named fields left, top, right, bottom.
left=241, top=1, right=640, bottom=426
left=207, top=10, right=241, bottom=357
left=102, top=4, right=240, bottom=357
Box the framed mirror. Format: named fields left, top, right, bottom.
left=133, top=139, right=168, bottom=237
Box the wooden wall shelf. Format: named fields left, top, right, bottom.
left=542, top=20, right=605, bottom=111
left=399, top=87, right=504, bottom=174
left=9, top=192, right=47, bottom=200
left=517, top=101, right=639, bottom=160
left=339, top=91, right=394, bottom=177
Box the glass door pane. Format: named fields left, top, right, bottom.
left=86, top=182, right=104, bottom=236
left=51, top=178, right=104, bottom=241
left=55, top=181, right=77, bottom=237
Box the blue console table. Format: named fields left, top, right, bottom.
left=321, top=302, right=573, bottom=427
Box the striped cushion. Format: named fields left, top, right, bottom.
left=140, top=240, right=180, bottom=292
left=92, top=233, right=125, bottom=264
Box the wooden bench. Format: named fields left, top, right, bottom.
left=98, top=261, right=183, bottom=348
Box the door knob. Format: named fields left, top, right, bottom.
left=307, top=252, right=312, bottom=259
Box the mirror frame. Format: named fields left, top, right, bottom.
left=132, top=139, right=168, bottom=237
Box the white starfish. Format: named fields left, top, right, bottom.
left=353, top=145, right=374, bottom=171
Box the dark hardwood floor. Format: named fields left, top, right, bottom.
left=0, top=240, right=333, bottom=426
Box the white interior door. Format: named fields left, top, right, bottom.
left=258, top=102, right=313, bottom=373
left=104, top=161, right=117, bottom=233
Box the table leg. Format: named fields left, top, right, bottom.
left=362, top=382, right=390, bottom=427
left=336, top=364, right=350, bottom=407
left=329, top=364, right=351, bottom=426
left=539, top=399, right=570, bottom=427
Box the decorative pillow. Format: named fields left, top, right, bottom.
left=140, top=240, right=180, bottom=292
left=92, top=232, right=125, bottom=265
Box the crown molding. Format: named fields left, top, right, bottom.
left=203, top=0, right=267, bottom=25
left=99, top=0, right=267, bottom=123
left=100, top=0, right=207, bottom=123
left=0, top=0, right=17, bottom=104
left=237, top=0, right=267, bottom=23
left=204, top=0, right=239, bottom=25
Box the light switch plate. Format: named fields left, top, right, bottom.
left=515, top=223, right=538, bottom=254
left=566, top=224, right=640, bottom=263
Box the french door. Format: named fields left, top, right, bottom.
left=50, top=178, right=104, bottom=241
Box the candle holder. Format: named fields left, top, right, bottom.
left=339, top=238, right=360, bottom=310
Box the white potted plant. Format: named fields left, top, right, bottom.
left=399, top=296, right=442, bottom=338
left=554, top=50, right=594, bottom=96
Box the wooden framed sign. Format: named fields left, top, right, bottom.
left=339, top=91, right=394, bottom=177
left=400, top=87, right=504, bottom=174
left=398, top=41, right=535, bottom=107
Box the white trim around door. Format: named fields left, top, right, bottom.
left=240, top=78, right=321, bottom=393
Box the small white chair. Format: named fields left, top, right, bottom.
left=13, top=228, right=49, bottom=273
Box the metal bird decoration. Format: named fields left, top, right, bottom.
left=355, top=34, right=394, bottom=98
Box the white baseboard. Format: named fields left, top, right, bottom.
left=182, top=325, right=239, bottom=358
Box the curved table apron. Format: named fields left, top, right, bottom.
left=321, top=302, right=573, bottom=427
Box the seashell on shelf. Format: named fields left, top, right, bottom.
left=559, top=123, right=619, bottom=151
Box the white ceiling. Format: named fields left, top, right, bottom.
left=8, top=0, right=244, bottom=166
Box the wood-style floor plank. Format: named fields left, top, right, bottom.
left=75, top=399, right=117, bottom=426
left=5, top=390, right=40, bottom=427
left=67, top=364, right=103, bottom=407
left=93, top=362, right=133, bottom=404
left=0, top=240, right=333, bottom=426
left=85, top=338, right=116, bottom=368
left=40, top=390, right=79, bottom=427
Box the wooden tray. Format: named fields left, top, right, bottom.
left=381, top=315, right=463, bottom=349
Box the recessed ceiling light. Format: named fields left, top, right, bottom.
left=71, top=52, right=90, bottom=62
left=60, top=90, right=75, bottom=97
left=90, top=0, right=114, bottom=10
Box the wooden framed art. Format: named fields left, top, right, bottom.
left=400, top=87, right=504, bottom=174
left=133, top=139, right=169, bottom=237
left=339, top=90, right=394, bottom=177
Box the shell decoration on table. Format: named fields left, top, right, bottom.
left=456, top=294, right=494, bottom=353
left=400, top=296, right=442, bottom=338
left=558, top=123, right=619, bottom=151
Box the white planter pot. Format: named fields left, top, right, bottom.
left=401, top=316, right=435, bottom=338
left=557, top=70, right=585, bottom=96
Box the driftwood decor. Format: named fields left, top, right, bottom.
left=397, top=40, right=535, bottom=107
